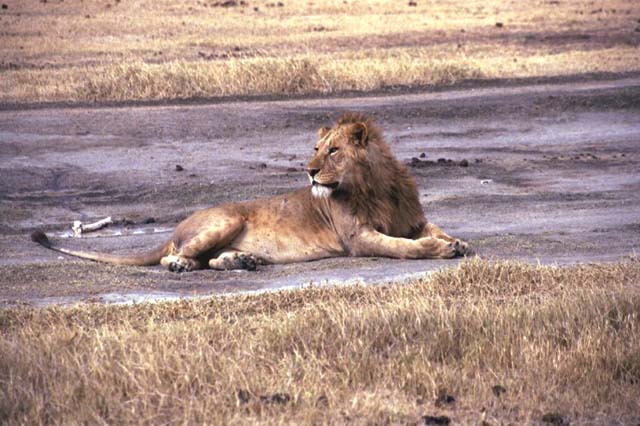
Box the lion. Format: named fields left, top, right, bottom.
left=31, top=112, right=470, bottom=272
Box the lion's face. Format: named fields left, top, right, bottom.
left=305, top=122, right=369, bottom=198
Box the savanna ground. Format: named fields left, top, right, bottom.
left=1, top=0, right=640, bottom=424
left=1, top=0, right=639, bottom=103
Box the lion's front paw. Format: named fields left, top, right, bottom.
left=236, top=253, right=258, bottom=271
left=451, top=239, right=472, bottom=257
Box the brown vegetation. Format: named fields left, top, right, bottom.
left=1, top=258, right=639, bottom=424
left=1, top=0, right=639, bottom=103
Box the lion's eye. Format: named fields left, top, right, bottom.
left=328, top=147, right=338, bottom=155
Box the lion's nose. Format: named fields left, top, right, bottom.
left=306, top=167, right=320, bottom=178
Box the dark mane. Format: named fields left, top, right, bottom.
left=337, top=112, right=384, bottom=146
left=333, top=112, right=426, bottom=238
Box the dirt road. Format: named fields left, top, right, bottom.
left=1, top=77, right=639, bottom=306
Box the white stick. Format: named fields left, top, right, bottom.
left=72, top=216, right=113, bottom=236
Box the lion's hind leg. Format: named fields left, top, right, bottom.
left=162, top=215, right=246, bottom=273
left=160, top=255, right=202, bottom=273
left=209, top=249, right=260, bottom=271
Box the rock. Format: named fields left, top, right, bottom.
left=1, top=4, right=8, bottom=9
left=495, top=22, right=504, bottom=28
left=260, top=392, right=291, bottom=404
left=259, top=163, right=268, bottom=169
left=408, top=1, right=417, bottom=6
left=409, top=158, right=435, bottom=168
left=542, top=412, right=568, bottom=425
left=422, top=415, right=451, bottom=425
left=419, top=152, right=426, bottom=158
left=213, top=0, right=238, bottom=7
left=437, top=158, right=447, bottom=164
left=175, top=164, right=184, bottom=171
left=236, top=389, right=251, bottom=404
left=459, top=159, right=469, bottom=167
left=491, top=384, right=507, bottom=397
left=435, top=393, right=455, bottom=407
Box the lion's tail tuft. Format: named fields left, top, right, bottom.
left=31, top=229, right=52, bottom=248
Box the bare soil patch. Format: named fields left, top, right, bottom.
left=0, top=76, right=638, bottom=306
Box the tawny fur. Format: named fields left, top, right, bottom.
left=31, top=113, right=470, bottom=272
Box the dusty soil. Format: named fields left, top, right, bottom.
left=1, top=76, right=639, bottom=306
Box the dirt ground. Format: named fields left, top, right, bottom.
left=1, top=76, right=639, bottom=307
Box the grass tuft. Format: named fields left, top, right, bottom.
left=78, top=56, right=483, bottom=102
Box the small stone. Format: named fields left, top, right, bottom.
left=495, top=22, right=504, bottom=28
left=541, top=412, right=568, bottom=425
left=435, top=393, right=455, bottom=407
left=408, top=1, right=417, bottom=6
left=437, top=158, right=447, bottom=164
left=175, top=164, right=184, bottom=171
left=236, top=389, right=251, bottom=404
left=1, top=4, right=8, bottom=9
left=260, top=392, right=291, bottom=404
left=259, top=163, right=268, bottom=169
left=143, top=217, right=156, bottom=224
left=491, top=384, right=507, bottom=397
left=459, top=159, right=469, bottom=167
left=422, top=415, right=451, bottom=425
left=419, top=152, right=426, bottom=158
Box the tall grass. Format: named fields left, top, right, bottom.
left=2, top=0, right=640, bottom=103
left=79, top=56, right=482, bottom=102
left=1, top=258, right=639, bottom=424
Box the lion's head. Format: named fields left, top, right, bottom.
left=305, top=116, right=369, bottom=199
left=305, top=112, right=426, bottom=238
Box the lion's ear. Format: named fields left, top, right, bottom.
left=318, top=127, right=330, bottom=138
left=348, top=122, right=369, bottom=146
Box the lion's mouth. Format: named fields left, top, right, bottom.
left=311, top=181, right=339, bottom=199
left=312, top=181, right=339, bottom=189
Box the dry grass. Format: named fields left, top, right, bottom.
left=1, top=0, right=639, bottom=103
left=1, top=258, right=639, bottom=424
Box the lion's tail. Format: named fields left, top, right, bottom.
left=30, top=229, right=170, bottom=266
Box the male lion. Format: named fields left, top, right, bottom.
left=32, top=113, right=470, bottom=272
